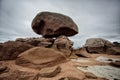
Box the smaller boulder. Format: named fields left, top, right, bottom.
left=73, top=48, right=91, bottom=58
left=39, top=66, right=61, bottom=77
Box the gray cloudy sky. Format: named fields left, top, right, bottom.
left=0, top=0, right=120, bottom=48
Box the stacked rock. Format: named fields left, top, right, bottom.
left=31, top=12, right=79, bottom=57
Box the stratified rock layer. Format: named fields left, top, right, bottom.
left=32, top=12, right=78, bottom=38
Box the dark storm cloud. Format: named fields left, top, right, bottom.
left=0, top=0, right=120, bottom=48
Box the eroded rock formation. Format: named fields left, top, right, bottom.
left=16, top=47, right=67, bottom=69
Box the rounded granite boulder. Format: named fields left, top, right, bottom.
left=32, top=12, right=78, bottom=38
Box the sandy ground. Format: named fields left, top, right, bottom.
left=71, top=54, right=120, bottom=80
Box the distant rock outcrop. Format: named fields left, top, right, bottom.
left=84, top=38, right=120, bottom=55
left=84, top=38, right=113, bottom=53
left=32, top=12, right=78, bottom=38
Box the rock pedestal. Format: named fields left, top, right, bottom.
left=53, top=35, right=73, bottom=57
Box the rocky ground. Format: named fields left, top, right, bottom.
left=0, top=36, right=120, bottom=80
left=0, top=52, right=120, bottom=80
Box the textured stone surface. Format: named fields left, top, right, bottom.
left=32, top=12, right=78, bottom=38
left=73, top=48, right=91, bottom=58
left=84, top=38, right=112, bottom=47
left=16, top=47, right=67, bottom=69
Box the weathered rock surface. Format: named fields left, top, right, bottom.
left=32, top=12, right=78, bottom=38
left=84, top=38, right=113, bottom=53
left=0, top=58, right=110, bottom=80
left=39, top=66, right=61, bottom=77
left=53, top=35, right=73, bottom=57
left=0, top=41, right=33, bottom=60
left=16, top=47, right=67, bottom=69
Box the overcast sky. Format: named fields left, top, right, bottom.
left=0, top=0, right=120, bottom=48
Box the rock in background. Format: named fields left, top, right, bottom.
left=83, top=38, right=120, bottom=55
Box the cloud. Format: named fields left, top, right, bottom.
left=0, top=0, right=120, bottom=48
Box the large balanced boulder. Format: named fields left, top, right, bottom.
left=32, top=12, right=78, bottom=38
left=84, top=38, right=113, bottom=53
left=0, top=41, right=33, bottom=60
left=16, top=47, right=67, bottom=69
